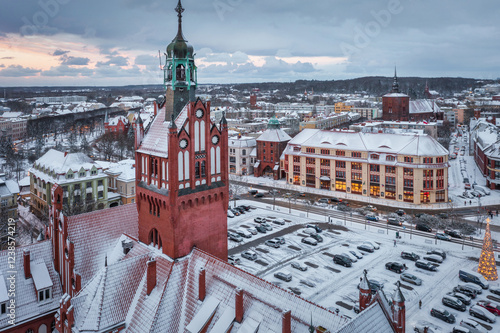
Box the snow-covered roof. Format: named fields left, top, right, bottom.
left=228, top=136, right=257, bottom=148
left=0, top=111, right=23, bottom=118
left=285, top=129, right=448, bottom=157
left=410, top=100, right=441, bottom=114
left=105, top=159, right=136, bottom=182
left=0, top=241, right=63, bottom=330
left=34, top=149, right=99, bottom=175
left=31, top=260, right=53, bottom=290
left=108, top=115, right=130, bottom=126
left=383, top=93, right=408, bottom=98
left=256, top=128, right=291, bottom=143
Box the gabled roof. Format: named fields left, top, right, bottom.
left=66, top=204, right=139, bottom=285
left=0, top=241, right=63, bottom=330
left=137, top=106, right=170, bottom=158
left=337, top=301, right=395, bottom=333
left=34, top=149, right=98, bottom=174
left=256, top=128, right=291, bottom=143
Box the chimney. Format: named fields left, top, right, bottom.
left=23, top=250, right=31, bottom=279
left=198, top=268, right=206, bottom=301
left=146, top=259, right=156, bottom=296
left=282, top=310, right=291, bottom=333
left=122, top=239, right=134, bottom=255
left=235, top=288, right=244, bottom=323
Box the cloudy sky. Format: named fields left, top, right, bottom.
left=0, top=0, right=499, bottom=86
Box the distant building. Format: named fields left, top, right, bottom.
left=104, top=159, right=136, bottom=205
left=228, top=135, right=257, bottom=176
left=471, top=120, right=500, bottom=190
left=350, top=107, right=380, bottom=120
left=382, top=69, right=442, bottom=122
left=281, top=129, right=449, bottom=204
left=349, top=120, right=439, bottom=139
left=29, top=149, right=119, bottom=217
left=104, top=112, right=130, bottom=134
left=424, top=82, right=440, bottom=99
left=299, top=113, right=351, bottom=131
left=254, top=117, right=291, bottom=180
left=35, top=96, right=87, bottom=104
left=0, top=118, right=28, bottom=141
left=0, top=173, right=19, bottom=221
left=334, top=102, right=352, bottom=114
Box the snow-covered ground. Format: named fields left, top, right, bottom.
left=229, top=200, right=500, bottom=332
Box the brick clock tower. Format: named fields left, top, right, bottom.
left=135, top=0, right=229, bottom=261
left=382, top=68, right=410, bottom=121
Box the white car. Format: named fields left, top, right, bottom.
left=227, top=209, right=235, bottom=218
left=302, top=228, right=316, bottom=235
left=341, top=252, right=358, bottom=263
left=364, top=240, right=380, bottom=250
left=460, top=318, right=487, bottom=333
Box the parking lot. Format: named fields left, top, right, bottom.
left=228, top=200, right=500, bottom=332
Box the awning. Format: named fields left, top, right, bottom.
left=319, top=176, right=331, bottom=181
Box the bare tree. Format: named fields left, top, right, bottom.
left=228, top=174, right=248, bottom=208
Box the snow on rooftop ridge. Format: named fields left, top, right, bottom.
left=31, top=260, right=53, bottom=291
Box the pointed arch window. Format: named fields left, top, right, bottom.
left=211, top=147, right=216, bottom=175
left=149, top=228, right=162, bottom=249
left=195, top=162, right=200, bottom=179
left=201, top=161, right=206, bottom=177
left=178, top=152, right=184, bottom=181
left=200, top=120, right=205, bottom=151
left=194, top=122, right=200, bottom=152
left=184, top=151, right=190, bottom=180
left=216, top=147, right=221, bottom=174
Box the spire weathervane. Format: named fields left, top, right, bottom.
left=174, top=0, right=185, bottom=41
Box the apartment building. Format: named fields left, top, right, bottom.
left=281, top=129, right=449, bottom=204
left=228, top=135, right=257, bottom=176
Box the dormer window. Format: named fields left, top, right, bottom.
left=66, top=173, right=74, bottom=179
left=38, top=288, right=51, bottom=302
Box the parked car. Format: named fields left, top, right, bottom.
left=400, top=272, right=422, bottom=286
left=357, top=243, right=374, bottom=253
left=291, top=262, right=308, bottom=271
left=446, top=292, right=471, bottom=305
left=301, top=237, right=318, bottom=246
left=274, top=272, right=292, bottom=282
left=310, top=233, right=323, bottom=243
left=302, top=228, right=316, bottom=235
left=318, top=198, right=329, bottom=204
left=341, top=252, right=358, bottom=263
left=364, top=240, right=380, bottom=249
left=459, top=319, right=487, bottom=333
left=436, top=233, right=451, bottom=241
left=233, top=207, right=245, bottom=214
left=254, top=217, right=265, bottom=223
left=442, top=295, right=467, bottom=312
left=265, top=239, right=280, bottom=248
left=270, top=218, right=286, bottom=225
left=453, top=285, right=477, bottom=299
left=469, top=304, right=496, bottom=323
left=235, top=228, right=252, bottom=239
left=288, top=287, right=302, bottom=295
left=445, top=229, right=463, bottom=239
left=427, top=249, right=446, bottom=259
left=415, top=260, right=437, bottom=272
left=423, top=254, right=444, bottom=264
left=261, top=222, right=273, bottom=231
left=241, top=250, right=257, bottom=261
left=227, top=209, right=235, bottom=218
left=385, top=262, right=405, bottom=273
left=395, top=209, right=406, bottom=216
left=255, top=224, right=267, bottom=233
left=431, top=307, right=456, bottom=323
left=306, top=224, right=322, bottom=233
left=366, top=215, right=379, bottom=222
left=414, top=323, right=436, bottom=333
left=230, top=208, right=240, bottom=216
left=228, top=232, right=243, bottom=242
left=254, top=193, right=264, bottom=198
left=458, top=270, right=489, bottom=289
left=273, top=237, right=285, bottom=245
left=477, top=300, right=500, bottom=316
left=490, top=287, right=500, bottom=296
left=349, top=250, right=364, bottom=259
left=248, top=189, right=258, bottom=195
left=333, top=254, right=352, bottom=267
left=437, top=212, right=449, bottom=219
left=238, top=205, right=250, bottom=211
left=416, top=223, right=432, bottom=232
left=401, top=251, right=420, bottom=261
left=247, top=227, right=258, bottom=235
left=228, top=255, right=241, bottom=265
left=387, top=218, right=402, bottom=226
left=462, top=283, right=483, bottom=295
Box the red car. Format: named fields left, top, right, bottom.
left=477, top=300, right=500, bottom=316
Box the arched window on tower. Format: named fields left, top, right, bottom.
left=149, top=228, right=162, bottom=249
left=194, top=122, right=200, bottom=152
left=167, top=65, right=173, bottom=81
left=201, top=161, right=206, bottom=177
left=176, top=64, right=186, bottom=81
left=195, top=162, right=200, bottom=179
left=200, top=120, right=205, bottom=151
left=211, top=147, right=216, bottom=175
left=184, top=151, right=190, bottom=180
left=178, top=152, right=184, bottom=181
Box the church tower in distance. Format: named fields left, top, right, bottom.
left=135, top=0, right=229, bottom=261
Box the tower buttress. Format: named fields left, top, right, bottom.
left=359, top=269, right=372, bottom=311
left=392, top=282, right=406, bottom=333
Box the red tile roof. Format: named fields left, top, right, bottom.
left=67, top=204, right=138, bottom=285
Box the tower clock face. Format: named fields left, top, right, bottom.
left=179, top=139, right=188, bottom=149
left=212, top=135, right=220, bottom=145
left=195, top=109, right=204, bottom=118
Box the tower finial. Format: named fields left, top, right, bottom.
left=174, top=0, right=185, bottom=41
left=392, top=66, right=400, bottom=93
